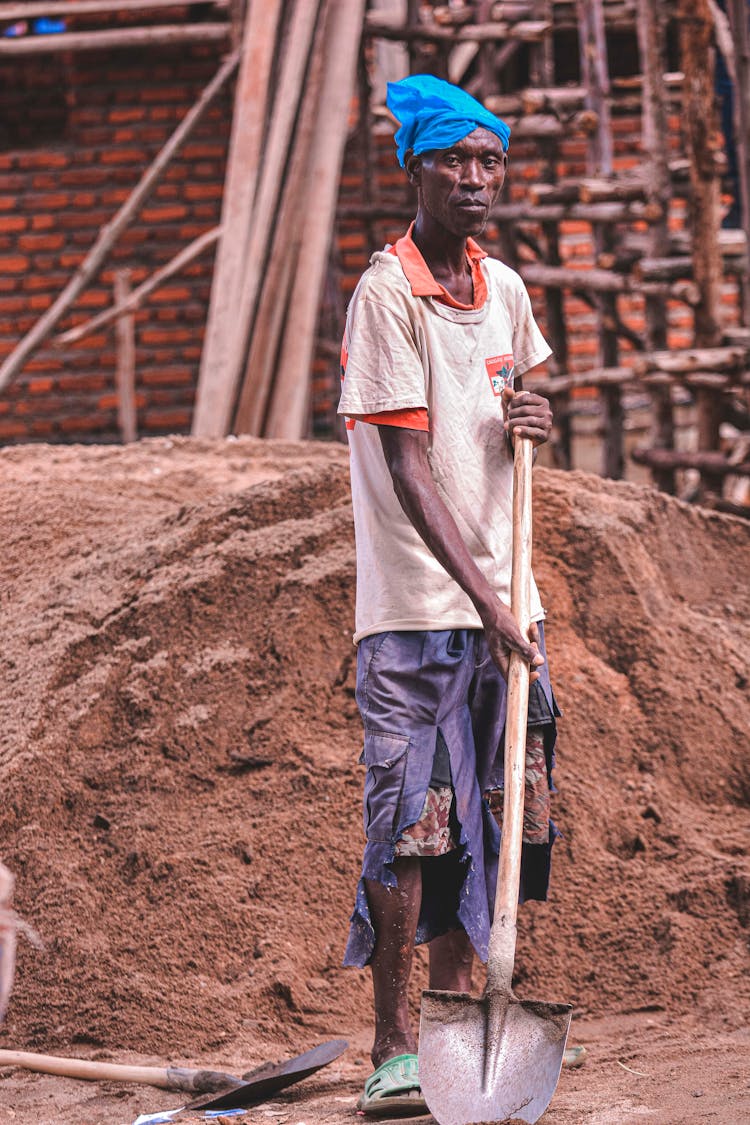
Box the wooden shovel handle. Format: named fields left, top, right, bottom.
left=485, top=437, right=533, bottom=995
left=0, top=1049, right=241, bottom=1093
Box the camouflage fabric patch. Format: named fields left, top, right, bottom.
left=395, top=786, right=456, bottom=857
left=485, top=727, right=550, bottom=846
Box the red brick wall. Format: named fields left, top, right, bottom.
left=0, top=42, right=231, bottom=443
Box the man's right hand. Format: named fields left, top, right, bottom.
left=480, top=602, right=544, bottom=683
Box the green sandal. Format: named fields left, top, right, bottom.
left=357, top=1053, right=428, bottom=1118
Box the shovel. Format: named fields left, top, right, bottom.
left=418, top=437, right=572, bottom=1125
left=182, top=1038, right=349, bottom=1112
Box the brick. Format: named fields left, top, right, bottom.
left=184, top=183, right=223, bottom=201
left=19, top=233, right=65, bottom=252
left=140, top=204, right=188, bottom=223
left=181, top=142, right=226, bottom=161
left=142, top=407, right=191, bottom=430
left=22, top=192, right=70, bottom=211
left=0, top=215, right=27, bottom=236
left=0, top=419, right=29, bottom=438
left=29, top=295, right=53, bottom=311
left=100, top=149, right=148, bottom=166
left=58, top=373, right=108, bottom=393
left=31, top=215, right=55, bottom=231
left=60, top=414, right=111, bottom=433
left=0, top=197, right=15, bottom=212
left=0, top=254, right=29, bottom=273
left=151, top=285, right=191, bottom=303
left=17, top=152, right=70, bottom=170
left=107, top=106, right=146, bottom=124
left=27, top=419, right=57, bottom=436
left=140, top=86, right=190, bottom=104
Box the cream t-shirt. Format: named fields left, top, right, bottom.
left=338, top=247, right=552, bottom=643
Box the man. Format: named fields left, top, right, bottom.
left=338, top=75, right=561, bottom=1116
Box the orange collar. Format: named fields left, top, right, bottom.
left=389, top=222, right=488, bottom=310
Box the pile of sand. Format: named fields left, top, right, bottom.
left=0, top=437, right=748, bottom=1062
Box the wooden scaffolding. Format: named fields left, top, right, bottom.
left=0, top=0, right=748, bottom=515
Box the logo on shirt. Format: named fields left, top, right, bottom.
left=485, top=354, right=515, bottom=396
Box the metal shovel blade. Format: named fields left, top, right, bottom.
left=419, top=989, right=571, bottom=1125
left=183, top=1039, right=348, bottom=1112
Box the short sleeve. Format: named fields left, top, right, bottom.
left=338, top=292, right=428, bottom=417
left=512, top=278, right=552, bottom=378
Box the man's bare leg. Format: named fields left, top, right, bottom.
left=365, top=857, right=422, bottom=1068
left=428, top=927, right=474, bottom=991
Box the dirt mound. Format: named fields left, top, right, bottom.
left=0, top=437, right=748, bottom=1065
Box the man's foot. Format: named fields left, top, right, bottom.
left=357, top=1053, right=427, bottom=1118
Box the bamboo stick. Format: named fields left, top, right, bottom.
left=192, top=0, right=285, bottom=438
left=55, top=226, right=221, bottom=346
left=264, top=0, right=368, bottom=440
left=114, top=270, right=137, bottom=445
left=0, top=24, right=229, bottom=54
left=0, top=48, right=239, bottom=393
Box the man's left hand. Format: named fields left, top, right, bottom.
left=502, top=387, right=553, bottom=446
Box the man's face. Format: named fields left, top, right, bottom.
left=408, top=127, right=508, bottom=236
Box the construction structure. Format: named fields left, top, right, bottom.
left=0, top=0, right=748, bottom=514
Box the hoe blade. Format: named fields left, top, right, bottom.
left=418, top=990, right=571, bottom=1125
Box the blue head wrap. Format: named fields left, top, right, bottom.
left=386, top=74, right=511, bottom=167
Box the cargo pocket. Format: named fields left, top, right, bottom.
left=362, top=730, right=410, bottom=844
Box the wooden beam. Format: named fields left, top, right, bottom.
left=726, top=0, right=750, bottom=325
left=0, top=0, right=227, bottom=17
left=631, top=448, right=750, bottom=477
left=526, top=365, right=635, bottom=395
left=192, top=0, right=285, bottom=438
left=113, top=270, right=137, bottom=445
left=54, top=226, right=221, bottom=346
left=233, top=0, right=330, bottom=436
left=363, top=14, right=549, bottom=41
left=633, top=345, right=748, bottom=375
left=0, top=24, right=230, bottom=54
left=337, top=199, right=664, bottom=223
left=0, top=48, right=238, bottom=393
left=520, top=263, right=699, bottom=303
left=265, top=0, right=368, bottom=440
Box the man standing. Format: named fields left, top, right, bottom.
left=339, top=75, right=560, bottom=1116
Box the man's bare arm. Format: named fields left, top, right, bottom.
left=377, top=424, right=542, bottom=682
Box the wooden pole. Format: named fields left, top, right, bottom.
left=232, top=0, right=331, bottom=435
left=264, top=0, right=368, bottom=440
left=113, top=271, right=137, bottom=445
left=679, top=0, right=725, bottom=494
left=0, top=24, right=230, bottom=54
left=577, top=0, right=622, bottom=479
left=0, top=49, right=239, bottom=393
left=208, top=0, right=323, bottom=437
left=0, top=0, right=225, bottom=17
left=637, top=0, right=675, bottom=493
left=192, top=0, right=285, bottom=438
left=726, top=0, right=750, bottom=324
left=55, top=226, right=221, bottom=346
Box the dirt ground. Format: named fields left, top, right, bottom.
left=0, top=436, right=748, bottom=1125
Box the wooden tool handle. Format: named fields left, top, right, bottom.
left=0, top=1049, right=241, bottom=1093
left=486, top=437, right=533, bottom=995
